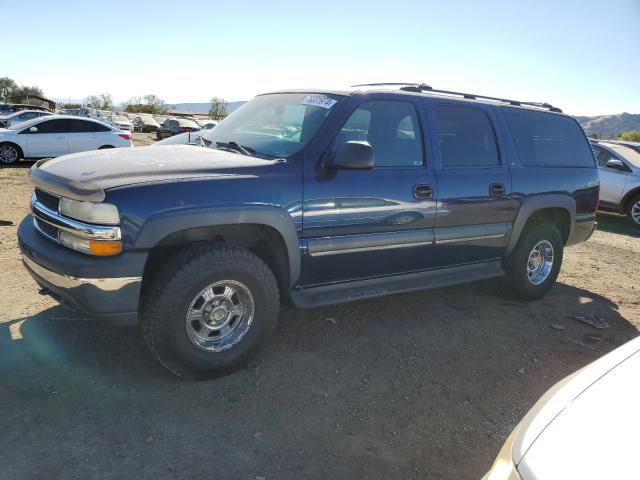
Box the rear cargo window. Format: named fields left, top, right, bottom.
left=504, top=109, right=595, bottom=167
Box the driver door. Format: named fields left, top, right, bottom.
left=23, top=118, right=70, bottom=158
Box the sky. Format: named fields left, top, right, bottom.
left=1, top=0, right=639, bottom=116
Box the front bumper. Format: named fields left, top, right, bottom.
left=18, top=215, right=146, bottom=320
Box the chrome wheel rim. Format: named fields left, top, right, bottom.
left=0, top=145, right=18, bottom=163
left=527, top=240, right=554, bottom=285
left=631, top=201, right=640, bottom=225
left=185, top=280, right=255, bottom=352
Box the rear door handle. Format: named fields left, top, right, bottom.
left=413, top=184, right=433, bottom=199
left=490, top=183, right=506, bottom=196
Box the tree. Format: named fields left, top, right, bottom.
left=18, top=85, right=44, bottom=97
left=619, top=130, right=640, bottom=142
left=124, top=94, right=168, bottom=114
left=0, top=77, right=19, bottom=102
left=85, top=93, right=113, bottom=109
left=209, top=97, right=227, bottom=120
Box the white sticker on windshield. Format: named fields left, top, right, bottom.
left=300, top=95, right=338, bottom=109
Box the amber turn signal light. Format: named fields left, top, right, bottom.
left=88, top=241, right=123, bottom=256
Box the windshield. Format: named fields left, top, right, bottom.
left=202, top=92, right=343, bottom=159
left=113, top=116, right=128, bottom=122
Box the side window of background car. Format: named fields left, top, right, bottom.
left=337, top=101, right=424, bottom=167
left=69, top=119, right=110, bottom=133
left=435, top=105, right=500, bottom=168
left=592, top=145, right=616, bottom=168
left=28, top=119, right=69, bottom=134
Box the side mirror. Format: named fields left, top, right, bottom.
left=606, top=158, right=627, bottom=171
left=328, top=141, right=374, bottom=170
left=29, top=126, right=38, bottom=133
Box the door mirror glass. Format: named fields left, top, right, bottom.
left=328, top=141, right=374, bottom=170
left=29, top=126, right=38, bottom=133
left=606, top=158, right=627, bottom=171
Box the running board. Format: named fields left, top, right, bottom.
left=290, top=260, right=505, bottom=308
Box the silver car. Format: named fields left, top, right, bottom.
left=591, top=140, right=640, bottom=225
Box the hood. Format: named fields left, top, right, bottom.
left=30, top=145, right=281, bottom=202
left=516, top=339, right=640, bottom=478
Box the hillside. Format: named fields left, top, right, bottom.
left=575, top=112, right=640, bottom=138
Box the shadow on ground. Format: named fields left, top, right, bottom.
left=1, top=280, right=637, bottom=480
left=597, top=213, right=640, bottom=238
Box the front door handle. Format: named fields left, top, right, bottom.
left=413, top=184, right=433, bottom=199
left=490, top=183, right=506, bottom=197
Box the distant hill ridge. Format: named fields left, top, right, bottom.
left=575, top=112, right=640, bottom=138
left=168, top=101, right=246, bottom=114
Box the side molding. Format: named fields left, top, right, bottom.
left=505, top=194, right=576, bottom=257
left=134, top=205, right=301, bottom=287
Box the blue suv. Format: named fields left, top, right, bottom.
left=18, top=84, right=599, bottom=379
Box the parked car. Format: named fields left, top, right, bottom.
left=199, top=120, right=217, bottom=130
left=0, top=115, right=132, bottom=165
left=153, top=130, right=206, bottom=146
left=133, top=115, right=160, bottom=132
left=105, top=114, right=133, bottom=131
left=0, top=109, right=54, bottom=128
left=18, top=85, right=598, bottom=379
left=155, top=118, right=200, bottom=139
left=78, top=107, right=96, bottom=118
left=483, top=336, right=640, bottom=480
left=591, top=139, right=640, bottom=225
left=58, top=108, right=80, bottom=117
left=0, top=103, right=51, bottom=116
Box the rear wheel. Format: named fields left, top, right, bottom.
left=98, top=145, right=114, bottom=149
left=0, top=143, right=21, bottom=165
left=626, top=195, right=640, bottom=226
left=140, top=243, right=280, bottom=380
left=505, top=223, right=564, bottom=300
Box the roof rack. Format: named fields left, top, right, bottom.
left=397, top=84, right=562, bottom=113
left=350, top=82, right=433, bottom=89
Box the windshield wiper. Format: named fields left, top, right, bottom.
left=215, top=141, right=255, bottom=157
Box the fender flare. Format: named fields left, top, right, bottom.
left=134, top=205, right=301, bottom=288
left=505, top=194, right=576, bottom=257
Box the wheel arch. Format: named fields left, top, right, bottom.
left=505, top=195, right=575, bottom=257
left=0, top=141, right=24, bottom=161
left=621, top=187, right=640, bottom=212
left=135, top=206, right=300, bottom=292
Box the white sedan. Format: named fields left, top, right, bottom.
left=0, top=109, right=53, bottom=128
left=105, top=114, right=134, bottom=131
left=0, top=115, right=132, bottom=166
left=484, top=335, right=640, bottom=480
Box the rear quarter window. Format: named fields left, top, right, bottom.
left=504, top=108, right=595, bottom=167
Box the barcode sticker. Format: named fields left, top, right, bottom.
left=300, top=95, right=338, bottom=109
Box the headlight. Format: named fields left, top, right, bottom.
left=59, top=230, right=122, bottom=256
left=59, top=198, right=120, bottom=225
left=483, top=428, right=522, bottom=480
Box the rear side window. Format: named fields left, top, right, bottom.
left=504, top=109, right=595, bottom=167
left=434, top=106, right=500, bottom=168
left=69, top=119, right=110, bottom=132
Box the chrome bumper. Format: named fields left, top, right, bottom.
left=22, top=254, right=141, bottom=319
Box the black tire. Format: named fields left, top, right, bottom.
left=98, top=145, right=115, bottom=149
left=0, top=143, right=21, bottom=166
left=140, top=243, right=280, bottom=380
left=505, top=223, right=564, bottom=301
left=626, top=195, right=640, bottom=226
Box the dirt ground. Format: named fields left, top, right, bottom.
left=1, top=143, right=639, bottom=479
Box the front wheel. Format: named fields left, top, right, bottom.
left=140, top=243, right=280, bottom=380
left=626, top=195, right=640, bottom=226
left=505, top=223, right=564, bottom=301
left=0, top=143, right=20, bottom=165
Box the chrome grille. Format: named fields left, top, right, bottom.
left=33, top=216, right=58, bottom=242
left=34, top=188, right=60, bottom=212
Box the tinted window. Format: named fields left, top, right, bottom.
left=435, top=106, right=499, bottom=168
left=337, top=101, right=423, bottom=167
left=69, top=119, right=110, bottom=132
left=592, top=145, right=616, bottom=168
left=505, top=108, right=595, bottom=167
left=32, top=119, right=68, bottom=134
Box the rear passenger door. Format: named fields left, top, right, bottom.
left=592, top=144, right=628, bottom=206
left=68, top=119, right=111, bottom=153
left=427, top=102, right=514, bottom=266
